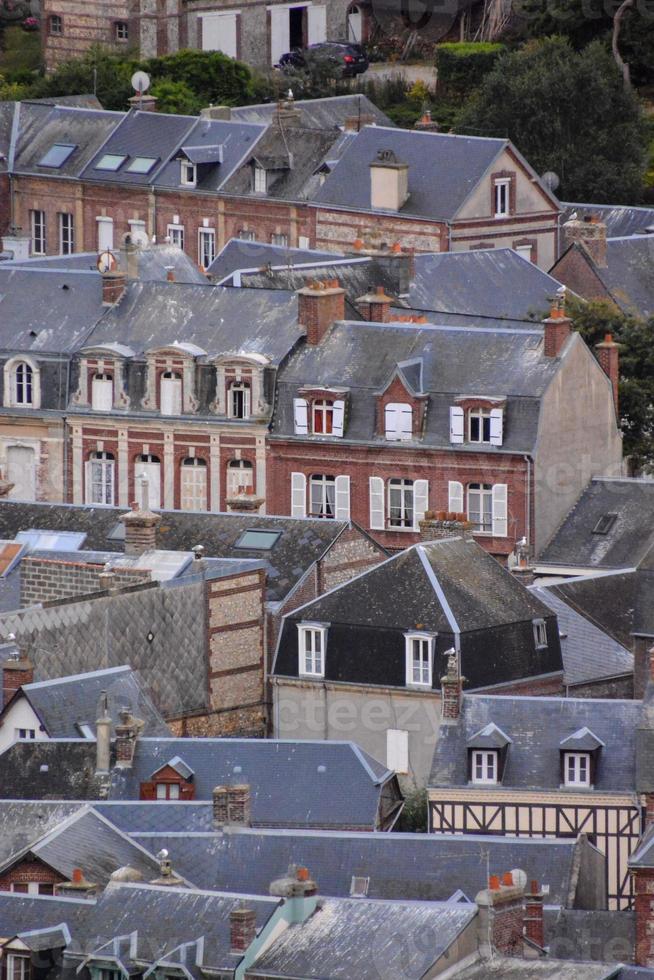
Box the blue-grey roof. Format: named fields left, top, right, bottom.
left=208, top=238, right=341, bottom=281
left=598, top=236, right=654, bottom=318
left=430, top=694, right=641, bottom=792
left=128, top=826, right=586, bottom=908
left=80, top=109, right=196, bottom=185
left=538, top=478, right=654, bottom=570
left=561, top=202, right=654, bottom=239
left=5, top=244, right=208, bottom=285
left=530, top=585, right=634, bottom=686
left=313, top=126, right=507, bottom=220
left=230, top=94, right=393, bottom=129
left=153, top=116, right=266, bottom=191
left=0, top=801, right=82, bottom=864
left=11, top=102, right=122, bottom=178
left=247, top=898, right=475, bottom=980
left=15, top=665, right=170, bottom=738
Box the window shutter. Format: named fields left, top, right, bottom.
left=92, top=377, right=113, bottom=412
left=413, top=479, right=429, bottom=529
left=399, top=405, right=413, bottom=441
left=384, top=404, right=396, bottom=440
left=84, top=460, right=93, bottom=506
left=492, top=483, right=508, bottom=537
left=386, top=729, right=409, bottom=774
left=293, top=397, right=309, bottom=434
left=448, top=480, right=464, bottom=513
left=332, top=399, right=345, bottom=438
left=291, top=472, right=306, bottom=518
left=489, top=408, right=503, bottom=446
left=369, top=476, right=385, bottom=530
left=449, top=406, right=464, bottom=444
left=335, top=475, right=350, bottom=521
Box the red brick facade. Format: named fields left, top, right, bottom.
left=0, top=857, right=66, bottom=893
left=633, top=866, right=654, bottom=966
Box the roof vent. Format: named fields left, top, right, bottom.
left=350, top=875, right=369, bottom=897
left=317, top=764, right=326, bottom=774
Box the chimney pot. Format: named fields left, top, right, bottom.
left=489, top=874, right=500, bottom=890
left=563, top=214, right=608, bottom=267
left=502, top=871, right=513, bottom=887
left=72, top=868, right=83, bottom=883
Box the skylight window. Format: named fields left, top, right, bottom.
left=592, top=513, right=617, bottom=535
left=39, top=143, right=76, bottom=168
left=234, top=529, right=282, bottom=551
left=95, top=153, right=127, bottom=172
left=127, top=157, right=158, bottom=175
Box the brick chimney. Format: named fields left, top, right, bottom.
left=230, top=901, right=258, bottom=952
left=414, top=108, right=439, bottom=131
left=510, top=536, right=535, bottom=587
left=297, top=279, right=346, bottom=346
left=563, top=214, right=608, bottom=268
left=95, top=690, right=111, bottom=775
left=114, top=707, right=144, bottom=768
left=269, top=865, right=319, bottom=923
left=128, top=93, right=158, bottom=112
left=440, top=648, right=464, bottom=720
left=212, top=784, right=251, bottom=827
left=419, top=511, right=473, bottom=542
left=1, top=636, right=33, bottom=708
left=524, top=880, right=544, bottom=948
left=543, top=291, right=571, bottom=358
left=55, top=867, right=97, bottom=899
left=475, top=871, right=525, bottom=958
left=275, top=90, right=302, bottom=126
left=356, top=285, right=392, bottom=322
left=370, top=149, right=409, bottom=212
left=344, top=112, right=376, bottom=132
left=595, top=333, right=620, bottom=415
left=102, top=271, right=127, bottom=306
left=119, top=499, right=161, bottom=557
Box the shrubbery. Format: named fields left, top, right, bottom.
left=435, top=42, right=505, bottom=97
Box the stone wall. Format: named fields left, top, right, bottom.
left=20, top=556, right=149, bottom=607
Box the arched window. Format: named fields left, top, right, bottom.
left=227, top=459, right=253, bottom=498
left=135, top=454, right=161, bottom=510
left=229, top=382, right=251, bottom=420
left=14, top=362, right=34, bottom=407
left=91, top=373, right=113, bottom=412
left=85, top=452, right=115, bottom=506
left=160, top=371, right=182, bottom=416
left=181, top=457, right=207, bottom=512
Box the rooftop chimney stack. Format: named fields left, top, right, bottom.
left=524, top=880, right=544, bottom=948
left=543, top=287, right=572, bottom=358
left=101, top=271, right=127, bottom=306
left=370, top=149, right=409, bottom=213
left=1, top=635, right=33, bottom=707
left=356, top=285, right=393, bottom=322
left=419, top=511, right=473, bottom=543
left=230, top=901, right=258, bottom=952
left=212, top=784, right=251, bottom=827
left=269, top=865, right=319, bottom=924
left=440, top=648, right=465, bottom=720
left=55, top=867, right=97, bottom=900
left=114, top=707, right=144, bottom=768
left=128, top=93, right=158, bottom=112
left=95, top=690, right=111, bottom=775
left=595, top=332, right=620, bottom=415
left=475, top=871, right=525, bottom=958
left=119, top=484, right=162, bottom=556
left=297, top=279, right=346, bottom=346
left=563, top=213, right=608, bottom=268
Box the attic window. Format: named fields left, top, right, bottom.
left=253, top=165, right=267, bottom=194
left=234, top=529, right=282, bottom=550
left=350, top=875, right=370, bottom=897
left=592, top=513, right=617, bottom=535
left=127, top=157, right=158, bottom=175
left=96, top=154, right=127, bottom=172
left=181, top=161, right=196, bottom=186
left=39, top=143, right=76, bottom=168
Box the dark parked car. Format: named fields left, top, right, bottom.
left=279, top=42, right=369, bottom=78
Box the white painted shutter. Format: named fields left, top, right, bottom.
left=449, top=406, right=464, bottom=444
left=399, top=405, right=412, bottom=441
left=413, top=479, right=429, bottom=529
left=335, top=475, right=350, bottom=521
left=307, top=4, right=327, bottom=44
left=270, top=6, right=290, bottom=65
left=492, top=483, right=508, bottom=537
left=489, top=408, right=504, bottom=446
left=387, top=729, right=409, bottom=774
left=369, top=476, right=385, bottom=530
left=201, top=12, right=238, bottom=57
left=91, top=377, right=113, bottom=412
left=448, top=480, right=464, bottom=513
left=332, top=399, right=345, bottom=438
left=137, top=464, right=161, bottom=510
left=293, top=397, right=308, bottom=434
left=291, top=472, right=306, bottom=518
left=384, top=404, right=396, bottom=440
left=160, top=376, right=182, bottom=416
left=97, top=218, right=114, bottom=252
left=7, top=446, right=35, bottom=501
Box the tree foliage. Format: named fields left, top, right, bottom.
left=458, top=37, right=648, bottom=203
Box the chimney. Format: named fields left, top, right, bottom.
left=102, top=271, right=127, bottom=306
left=440, top=648, right=465, bottom=721
left=297, top=279, right=346, bottom=346
left=114, top=707, right=144, bottom=768
left=165, top=266, right=175, bottom=283
left=356, top=285, right=392, bottom=322
left=55, top=867, right=97, bottom=899
left=595, top=333, right=620, bottom=415
left=276, top=89, right=302, bottom=126
left=344, top=113, right=376, bottom=132
left=230, top=901, right=258, bottom=952
left=212, top=784, right=251, bottom=827
left=419, top=511, right=473, bottom=542
left=95, top=690, right=112, bottom=775
left=543, top=290, right=571, bottom=358
left=270, top=865, right=319, bottom=923
left=475, top=871, right=525, bottom=958
left=1, top=636, right=33, bottom=707
left=524, top=880, right=544, bottom=948
left=201, top=105, right=232, bottom=120
left=150, top=848, right=184, bottom=887
left=510, top=536, right=535, bottom=587
left=128, top=93, right=158, bottom=112
left=370, top=149, right=409, bottom=212
left=563, top=214, right=608, bottom=268
left=414, top=108, right=439, bottom=131
left=119, top=499, right=162, bottom=557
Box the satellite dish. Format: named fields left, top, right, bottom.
left=97, top=249, right=117, bottom=274
left=541, top=170, right=560, bottom=192
left=511, top=868, right=528, bottom=892
left=131, top=70, right=151, bottom=94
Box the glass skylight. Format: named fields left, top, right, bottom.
left=234, top=529, right=282, bottom=551
left=95, top=153, right=127, bottom=171
left=38, top=143, right=77, bottom=168
left=127, top=156, right=158, bottom=174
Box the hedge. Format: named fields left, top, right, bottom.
left=436, top=42, right=506, bottom=97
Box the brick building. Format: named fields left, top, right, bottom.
left=42, top=0, right=133, bottom=71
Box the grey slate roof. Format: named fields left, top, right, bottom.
left=313, top=126, right=507, bottom=220
left=539, top=478, right=654, bottom=571
left=0, top=500, right=353, bottom=604
left=247, top=898, right=475, bottom=980
left=545, top=907, right=636, bottom=967
left=208, top=238, right=341, bottom=281
left=153, top=116, right=266, bottom=192
left=597, top=236, right=654, bottom=318
left=272, top=320, right=562, bottom=453
left=545, top=571, right=645, bottom=650
left=5, top=244, right=208, bottom=285
left=127, top=827, right=587, bottom=908
left=561, top=202, right=654, bottom=238
left=10, top=665, right=170, bottom=737
left=11, top=102, right=122, bottom=178
left=230, top=94, right=393, bottom=129
left=530, top=585, right=633, bottom=686
left=429, top=693, right=641, bottom=792
left=450, top=959, right=620, bottom=979
left=80, top=109, right=195, bottom=185
left=0, top=800, right=81, bottom=864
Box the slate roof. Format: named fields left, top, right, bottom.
left=450, top=960, right=619, bottom=979
left=530, top=586, right=633, bottom=686
left=429, top=693, right=641, bottom=792
left=247, top=898, right=475, bottom=980
left=0, top=800, right=81, bottom=864
left=10, top=102, right=122, bottom=178
left=208, top=238, right=339, bottom=281
left=545, top=907, right=636, bottom=968
left=153, top=116, right=266, bottom=192
left=80, top=109, right=195, bottom=185
left=553, top=237, right=654, bottom=318
left=5, top=244, right=208, bottom=285
left=538, top=478, right=654, bottom=571
left=545, top=571, right=646, bottom=651
left=314, top=126, right=509, bottom=220
left=272, top=320, right=564, bottom=453
left=230, top=94, right=393, bottom=129
left=561, top=202, right=654, bottom=238
left=82, top=279, right=302, bottom=362
left=8, top=665, right=170, bottom=737
left=128, top=827, right=588, bottom=908
left=0, top=500, right=354, bottom=604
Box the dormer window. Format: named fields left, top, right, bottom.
left=181, top=160, right=196, bottom=186
left=404, top=633, right=433, bottom=687
left=385, top=403, right=412, bottom=441
left=564, top=752, right=590, bottom=787
left=14, top=362, right=33, bottom=406
left=160, top=371, right=182, bottom=416
left=469, top=408, right=491, bottom=443
left=467, top=722, right=512, bottom=785
left=294, top=396, right=345, bottom=437
left=451, top=405, right=503, bottom=446
left=253, top=165, right=267, bottom=193
left=471, top=750, right=498, bottom=784
left=140, top=756, right=195, bottom=800
left=6, top=954, right=31, bottom=980
left=229, top=382, right=251, bottom=419
left=533, top=619, right=548, bottom=649
left=559, top=727, right=603, bottom=789
left=91, top=373, right=113, bottom=411
left=298, top=623, right=326, bottom=677
left=313, top=399, right=334, bottom=434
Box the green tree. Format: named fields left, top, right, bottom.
left=141, top=49, right=254, bottom=107
left=458, top=37, right=647, bottom=203
left=150, top=78, right=200, bottom=116
left=396, top=787, right=428, bottom=833
left=32, top=47, right=136, bottom=110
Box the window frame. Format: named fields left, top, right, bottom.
left=404, top=632, right=433, bottom=687
left=160, top=370, right=182, bottom=416
left=114, top=19, right=129, bottom=41
left=271, top=232, right=288, bottom=247
left=48, top=13, right=63, bottom=35
left=298, top=623, right=326, bottom=678
left=494, top=178, right=511, bottom=218
left=198, top=227, right=216, bottom=269
left=86, top=451, right=115, bottom=506
left=229, top=381, right=251, bottom=420
left=312, top=399, right=334, bottom=434
left=58, top=211, right=74, bottom=255
left=310, top=473, right=336, bottom=519
left=7, top=954, right=31, bottom=980
left=253, top=165, right=267, bottom=194
left=13, top=361, right=34, bottom=406
left=30, top=209, right=46, bottom=256
left=467, top=483, right=493, bottom=535
left=180, top=456, right=208, bottom=512
left=226, top=458, right=254, bottom=497
left=471, top=749, right=499, bottom=785
left=468, top=407, right=491, bottom=444
left=388, top=477, right=414, bottom=530
left=91, top=372, right=113, bottom=412
left=181, top=161, right=197, bottom=187
left=167, top=223, right=185, bottom=250
left=533, top=618, right=548, bottom=649
left=564, top=751, right=591, bottom=788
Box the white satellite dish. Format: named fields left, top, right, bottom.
left=131, top=70, right=151, bottom=94
left=97, top=249, right=117, bottom=274
left=541, top=170, right=560, bottom=192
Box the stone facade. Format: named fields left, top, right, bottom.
left=42, top=0, right=133, bottom=71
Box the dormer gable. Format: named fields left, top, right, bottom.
left=141, top=345, right=204, bottom=414
left=375, top=361, right=428, bottom=440
left=467, top=722, right=512, bottom=784
left=72, top=344, right=135, bottom=411
left=560, top=727, right=604, bottom=788
left=210, top=353, right=271, bottom=418
left=140, top=756, right=195, bottom=800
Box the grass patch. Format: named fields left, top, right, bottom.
left=0, top=25, right=42, bottom=78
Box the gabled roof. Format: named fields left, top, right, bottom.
left=544, top=571, right=644, bottom=651
left=6, top=665, right=170, bottom=738
left=595, top=236, right=654, bottom=318
left=154, top=116, right=266, bottom=192
left=230, top=94, right=393, bottom=129
left=559, top=727, right=604, bottom=751
left=11, top=102, right=123, bottom=178
left=467, top=722, right=512, bottom=749
left=208, top=238, right=338, bottom=281
left=152, top=756, right=194, bottom=780
left=561, top=202, right=654, bottom=239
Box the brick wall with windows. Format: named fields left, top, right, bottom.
left=42, top=0, right=133, bottom=70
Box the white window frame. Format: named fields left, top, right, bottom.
left=310, top=473, right=336, bottom=518
left=156, top=782, right=181, bottom=800
left=385, top=402, right=412, bottom=441
left=58, top=211, right=74, bottom=254
left=16, top=728, right=36, bottom=740
left=181, top=457, right=207, bottom=511
left=388, top=478, right=414, bottom=530
left=271, top=233, right=288, bottom=247
left=515, top=243, right=533, bottom=262
left=471, top=749, right=499, bottom=785
left=198, top=227, right=216, bottom=269
left=467, top=483, right=492, bottom=535
left=7, top=955, right=30, bottom=980
left=181, top=161, right=197, bottom=186
left=227, top=458, right=253, bottom=498
left=253, top=165, right=267, bottom=193
left=30, top=209, right=46, bottom=255
left=469, top=408, right=491, bottom=444
left=312, top=399, right=334, bottom=434
left=386, top=729, right=409, bottom=774
left=167, top=223, right=185, bottom=250
left=564, top=752, right=591, bottom=787
left=298, top=623, right=326, bottom=677
left=91, top=373, right=113, bottom=412
left=229, top=382, right=251, bottom=420
left=85, top=451, right=115, bottom=506
left=404, top=633, right=433, bottom=687
left=115, top=19, right=129, bottom=40
left=533, top=619, right=548, bottom=649
left=494, top=178, right=511, bottom=218
left=239, top=229, right=256, bottom=241
left=13, top=361, right=34, bottom=407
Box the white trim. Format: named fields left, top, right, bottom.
left=404, top=631, right=433, bottom=687
left=563, top=751, right=591, bottom=787
left=297, top=622, right=326, bottom=677
left=471, top=749, right=499, bottom=784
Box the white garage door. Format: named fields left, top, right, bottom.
left=201, top=12, right=238, bottom=57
